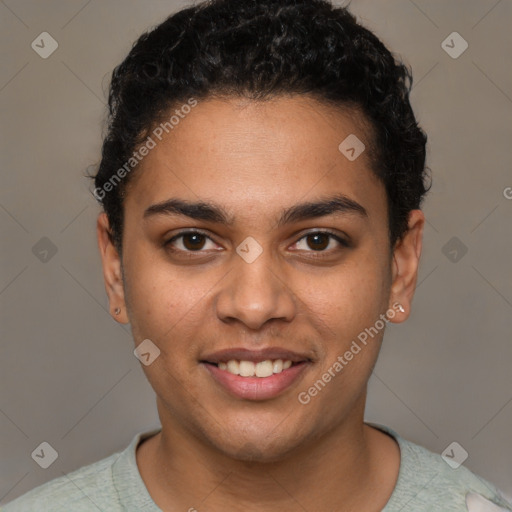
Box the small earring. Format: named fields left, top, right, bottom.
left=397, top=304, right=405, bottom=313
left=114, top=307, right=121, bottom=315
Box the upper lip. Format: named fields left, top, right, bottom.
left=200, top=347, right=313, bottom=364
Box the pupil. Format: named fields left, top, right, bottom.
left=308, top=233, right=328, bottom=251
left=184, top=234, right=205, bottom=250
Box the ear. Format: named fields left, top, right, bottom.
left=97, top=212, right=129, bottom=324
left=387, top=209, right=425, bottom=324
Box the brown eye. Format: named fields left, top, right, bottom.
left=293, top=231, right=348, bottom=253
left=182, top=233, right=206, bottom=251
left=165, top=231, right=217, bottom=252
left=305, top=233, right=330, bottom=251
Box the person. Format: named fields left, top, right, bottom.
left=3, top=0, right=511, bottom=510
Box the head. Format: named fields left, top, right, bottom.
left=94, top=0, right=430, bottom=461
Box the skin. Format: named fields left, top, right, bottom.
left=97, top=95, right=424, bottom=512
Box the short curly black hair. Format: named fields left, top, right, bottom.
left=92, top=0, right=430, bottom=255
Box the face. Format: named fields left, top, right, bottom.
left=97, top=95, right=424, bottom=461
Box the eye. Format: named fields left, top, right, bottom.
left=164, top=229, right=350, bottom=256
left=164, top=230, right=219, bottom=252
left=292, top=231, right=349, bottom=253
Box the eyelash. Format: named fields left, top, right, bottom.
left=164, top=229, right=350, bottom=256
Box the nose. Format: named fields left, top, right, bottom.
left=215, top=248, right=297, bottom=331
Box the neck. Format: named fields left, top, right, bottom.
left=136, top=400, right=399, bottom=511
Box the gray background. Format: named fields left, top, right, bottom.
left=1, top=0, right=511, bottom=506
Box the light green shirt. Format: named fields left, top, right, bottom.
left=2, top=422, right=511, bottom=511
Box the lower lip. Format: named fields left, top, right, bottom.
left=201, top=362, right=310, bottom=401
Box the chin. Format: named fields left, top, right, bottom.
left=211, top=432, right=302, bottom=463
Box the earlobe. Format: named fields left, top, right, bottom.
left=387, top=209, right=425, bottom=324
left=96, top=213, right=129, bottom=324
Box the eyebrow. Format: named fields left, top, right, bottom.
left=143, top=193, right=368, bottom=227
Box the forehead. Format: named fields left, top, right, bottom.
left=124, top=95, right=387, bottom=228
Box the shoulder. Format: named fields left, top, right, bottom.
left=403, top=438, right=511, bottom=510
left=1, top=450, right=124, bottom=512
left=370, top=423, right=512, bottom=512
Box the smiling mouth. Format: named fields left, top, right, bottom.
left=202, top=359, right=304, bottom=378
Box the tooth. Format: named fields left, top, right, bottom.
left=255, top=360, right=274, bottom=377
left=239, top=360, right=256, bottom=377
left=219, top=359, right=296, bottom=376
left=226, top=359, right=240, bottom=375
left=273, top=359, right=283, bottom=373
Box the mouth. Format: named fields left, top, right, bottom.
left=201, top=358, right=302, bottom=377
left=199, top=348, right=313, bottom=400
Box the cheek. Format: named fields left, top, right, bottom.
left=297, top=274, right=386, bottom=421
left=304, top=255, right=389, bottom=340
left=122, top=246, right=221, bottom=355
left=298, top=252, right=390, bottom=406
left=121, top=246, right=184, bottom=340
